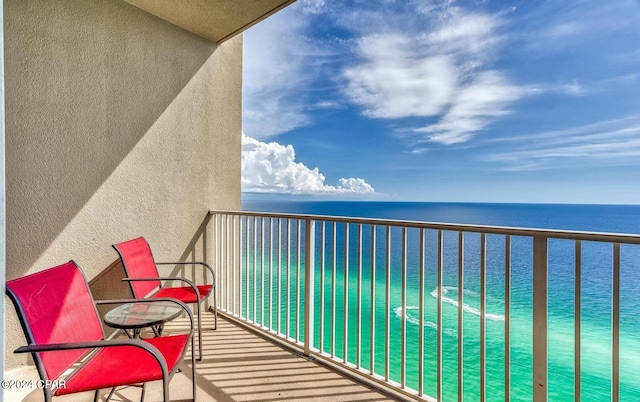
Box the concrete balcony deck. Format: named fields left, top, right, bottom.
left=4, top=313, right=394, bottom=402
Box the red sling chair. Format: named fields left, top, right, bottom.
left=5, top=260, right=195, bottom=402
left=113, top=237, right=216, bottom=361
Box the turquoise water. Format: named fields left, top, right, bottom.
left=240, top=201, right=640, bottom=401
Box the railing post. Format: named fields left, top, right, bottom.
left=304, top=219, right=315, bottom=356
left=612, top=243, right=620, bottom=402
left=533, top=236, right=548, bottom=402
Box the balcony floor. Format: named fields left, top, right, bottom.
left=5, top=313, right=394, bottom=402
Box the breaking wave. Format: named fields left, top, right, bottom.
left=393, top=306, right=458, bottom=337
left=431, top=286, right=505, bottom=321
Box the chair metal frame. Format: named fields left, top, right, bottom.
left=113, top=237, right=216, bottom=361
left=6, top=261, right=196, bottom=402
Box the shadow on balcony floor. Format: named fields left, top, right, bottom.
left=5, top=314, right=393, bottom=402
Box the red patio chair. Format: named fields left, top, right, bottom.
left=5, top=261, right=195, bottom=402
left=113, top=236, right=216, bottom=361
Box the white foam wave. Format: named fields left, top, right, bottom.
left=393, top=306, right=457, bottom=337
left=430, top=286, right=505, bottom=321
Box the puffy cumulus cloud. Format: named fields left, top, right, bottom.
left=242, top=134, right=375, bottom=195
left=342, top=2, right=527, bottom=145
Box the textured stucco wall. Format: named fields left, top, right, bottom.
left=4, top=0, right=241, bottom=369
left=0, top=0, right=6, bottom=383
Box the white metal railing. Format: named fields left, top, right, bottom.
left=210, top=210, right=640, bottom=402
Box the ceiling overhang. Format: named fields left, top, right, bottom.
left=125, top=0, right=297, bottom=43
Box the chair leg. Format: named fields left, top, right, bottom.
left=213, top=284, right=217, bottom=330
left=196, top=301, right=203, bottom=361
left=162, top=377, right=169, bottom=402
left=191, top=334, right=197, bottom=401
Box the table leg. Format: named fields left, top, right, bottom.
left=152, top=323, right=165, bottom=337
left=103, top=387, right=117, bottom=402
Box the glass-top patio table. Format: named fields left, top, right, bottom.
left=104, top=300, right=183, bottom=338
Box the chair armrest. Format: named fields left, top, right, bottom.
left=15, top=339, right=169, bottom=379
left=123, top=277, right=201, bottom=305
left=156, top=261, right=215, bottom=284
left=95, top=298, right=194, bottom=335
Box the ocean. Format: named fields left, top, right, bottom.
left=240, top=201, right=640, bottom=401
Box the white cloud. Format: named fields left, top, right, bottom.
left=344, top=37, right=457, bottom=118
left=242, top=8, right=311, bottom=139
left=485, top=116, right=640, bottom=170
left=557, top=81, right=586, bottom=96
left=543, top=21, right=585, bottom=40
left=424, top=12, right=501, bottom=58
left=342, top=4, right=527, bottom=145
left=415, top=71, right=524, bottom=144
left=243, top=2, right=345, bottom=139
left=242, top=133, right=375, bottom=195
left=313, top=100, right=344, bottom=109
left=300, top=0, right=327, bottom=15
left=244, top=0, right=640, bottom=152
left=244, top=1, right=531, bottom=144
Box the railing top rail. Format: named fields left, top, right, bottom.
left=209, top=210, right=640, bottom=244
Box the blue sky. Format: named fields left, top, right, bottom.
left=241, top=0, right=640, bottom=204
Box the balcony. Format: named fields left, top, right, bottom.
left=210, top=209, right=640, bottom=402
left=6, top=209, right=639, bottom=402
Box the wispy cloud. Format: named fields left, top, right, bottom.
left=413, top=71, right=524, bottom=144
left=557, top=82, right=586, bottom=96
left=614, top=48, right=640, bottom=65
left=242, top=5, right=319, bottom=139
left=341, top=3, right=528, bottom=145
left=344, top=36, right=457, bottom=119
left=244, top=0, right=640, bottom=150
left=521, top=1, right=640, bottom=52
left=242, top=133, right=375, bottom=195
left=300, top=0, right=327, bottom=15
left=486, top=115, right=640, bottom=170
